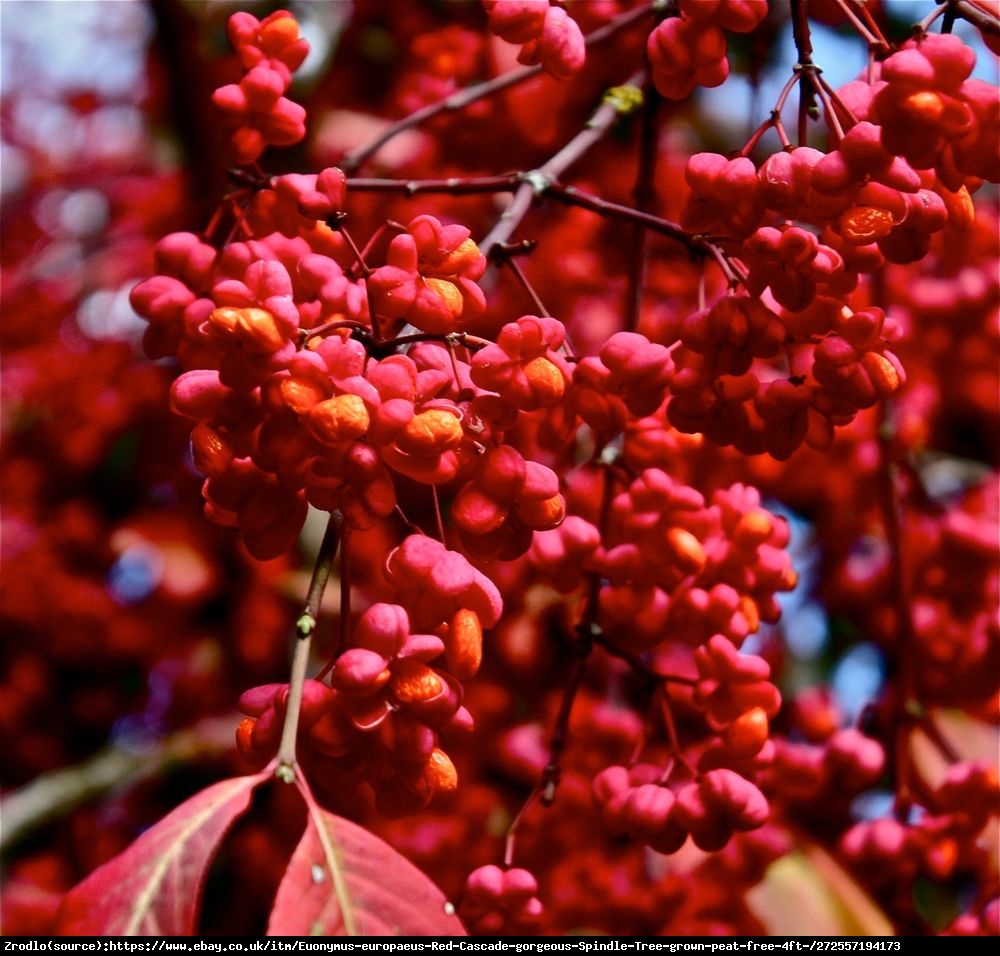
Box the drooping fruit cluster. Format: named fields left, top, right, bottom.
left=647, top=0, right=768, bottom=99
left=211, top=10, right=309, bottom=163
left=235, top=550, right=500, bottom=817
left=482, top=0, right=586, bottom=79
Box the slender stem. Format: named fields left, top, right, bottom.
left=339, top=528, right=351, bottom=654
left=503, top=789, right=540, bottom=867
left=553, top=179, right=747, bottom=286
left=0, top=715, right=238, bottom=852
left=500, top=252, right=550, bottom=317
left=872, top=428, right=927, bottom=822
left=345, top=174, right=520, bottom=196
left=813, top=74, right=848, bottom=143
left=790, top=0, right=818, bottom=146
left=275, top=511, right=344, bottom=780
left=773, top=69, right=803, bottom=117
left=952, top=0, right=1000, bottom=36
left=549, top=187, right=739, bottom=288
left=300, top=318, right=368, bottom=345
left=918, top=1, right=950, bottom=32
left=341, top=222, right=386, bottom=343
left=816, top=73, right=858, bottom=138
left=431, top=486, right=446, bottom=542
left=854, top=0, right=891, bottom=50
left=741, top=113, right=786, bottom=157
left=624, top=73, right=662, bottom=332
left=832, top=0, right=890, bottom=50
left=328, top=217, right=373, bottom=281
left=341, top=66, right=545, bottom=174
left=540, top=626, right=593, bottom=806
left=593, top=632, right=697, bottom=686
left=658, top=685, right=699, bottom=778
left=502, top=618, right=599, bottom=858
left=542, top=183, right=697, bottom=253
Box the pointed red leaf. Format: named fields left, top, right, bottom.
left=267, top=804, right=466, bottom=936
left=56, top=772, right=268, bottom=936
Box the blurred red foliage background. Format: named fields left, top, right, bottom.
left=1, top=0, right=998, bottom=938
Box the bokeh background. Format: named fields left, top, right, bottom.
left=2, top=0, right=997, bottom=937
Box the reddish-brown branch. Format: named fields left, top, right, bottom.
left=872, top=430, right=929, bottom=822
left=339, top=66, right=543, bottom=174
left=544, top=184, right=689, bottom=250
left=624, top=73, right=663, bottom=332
left=0, top=715, right=237, bottom=852
left=339, top=2, right=656, bottom=174
left=540, top=629, right=593, bottom=807
left=478, top=70, right=646, bottom=256
left=953, top=0, right=1000, bottom=35
left=790, top=0, right=819, bottom=145
left=345, top=174, right=521, bottom=196
left=832, top=0, right=891, bottom=51
left=592, top=631, right=697, bottom=687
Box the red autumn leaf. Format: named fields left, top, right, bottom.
left=266, top=803, right=467, bottom=936
left=55, top=772, right=269, bottom=936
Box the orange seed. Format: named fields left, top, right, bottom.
left=447, top=608, right=483, bottom=679
left=424, top=747, right=459, bottom=793
left=307, top=393, right=370, bottom=444
left=391, top=661, right=444, bottom=703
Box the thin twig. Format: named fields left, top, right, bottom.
left=544, top=183, right=742, bottom=286
left=872, top=430, right=927, bottom=822
left=624, top=72, right=662, bottom=332
left=497, top=249, right=551, bottom=317
left=340, top=66, right=546, bottom=174
left=592, top=631, right=697, bottom=686
left=0, top=715, right=237, bottom=853
left=275, top=511, right=343, bottom=780
left=478, top=71, right=646, bottom=257
left=952, top=0, right=1000, bottom=36
left=540, top=626, right=594, bottom=807
left=832, top=0, right=891, bottom=51
left=339, top=2, right=656, bottom=173
left=345, top=174, right=520, bottom=196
